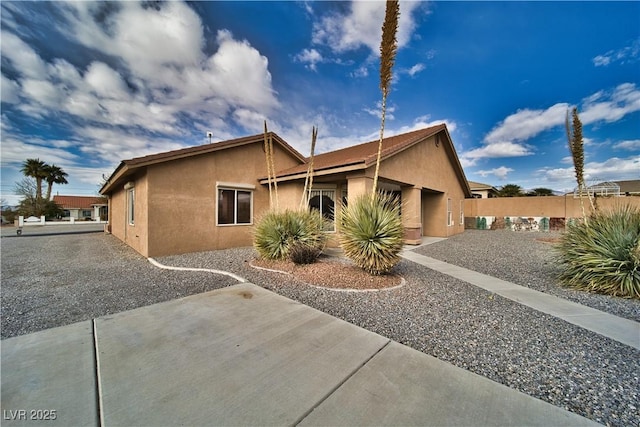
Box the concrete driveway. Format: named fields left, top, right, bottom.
left=2, top=283, right=599, bottom=426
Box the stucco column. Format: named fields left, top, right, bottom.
left=402, top=186, right=422, bottom=244
left=345, top=175, right=373, bottom=201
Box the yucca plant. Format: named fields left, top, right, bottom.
left=555, top=204, right=640, bottom=298
left=339, top=0, right=403, bottom=276
left=340, top=192, right=404, bottom=275
left=566, top=107, right=594, bottom=222
left=253, top=209, right=327, bottom=260
left=372, top=0, right=399, bottom=194
left=289, top=242, right=323, bottom=265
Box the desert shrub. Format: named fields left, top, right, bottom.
left=555, top=204, right=640, bottom=298
left=253, top=209, right=327, bottom=260
left=339, top=192, right=404, bottom=275
left=289, top=243, right=322, bottom=265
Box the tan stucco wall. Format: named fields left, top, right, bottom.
left=465, top=195, right=640, bottom=218
left=272, top=182, right=304, bottom=212
left=106, top=142, right=302, bottom=257
left=143, top=142, right=302, bottom=257
left=106, top=132, right=470, bottom=255
left=378, top=135, right=466, bottom=237
left=108, top=172, right=149, bottom=256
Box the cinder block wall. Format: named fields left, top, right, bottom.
left=464, top=196, right=640, bottom=231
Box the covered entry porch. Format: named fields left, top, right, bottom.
left=275, top=171, right=458, bottom=246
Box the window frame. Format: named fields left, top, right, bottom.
left=447, top=197, right=453, bottom=227
left=309, top=186, right=337, bottom=232
left=216, top=182, right=255, bottom=226
left=127, top=188, right=135, bottom=226
left=459, top=200, right=464, bottom=225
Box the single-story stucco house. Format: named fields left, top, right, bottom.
left=101, top=124, right=471, bottom=257
left=468, top=181, right=499, bottom=198
left=52, top=195, right=108, bottom=221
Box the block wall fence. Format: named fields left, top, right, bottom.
left=464, top=195, right=640, bottom=231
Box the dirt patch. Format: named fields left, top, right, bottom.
left=250, top=257, right=402, bottom=290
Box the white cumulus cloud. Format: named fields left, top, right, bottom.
left=580, top=83, right=640, bottom=124
left=312, top=1, right=421, bottom=55
left=477, top=166, right=514, bottom=180
left=405, top=63, right=425, bottom=77
left=542, top=156, right=640, bottom=185
left=484, top=103, right=569, bottom=145
left=614, top=139, right=640, bottom=151
left=294, top=48, right=324, bottom=71
left=461, top=142, right=534, bottom=166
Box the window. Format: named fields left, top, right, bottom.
left=218, top=188, right=252, bottom=225
left=127, top=189, right=135, bottom=225
left=309, top=189, right=335, bottom=231
left=459, top=200, right=464, bottom=225
left=82, top=210, right=92, bottom=218
left=447, top=198, right=453, bottom=226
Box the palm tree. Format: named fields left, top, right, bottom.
left=498, top=184, right=523, bottom=197
left=527, top=187, right=554, bottom=197
left=20, top=158, right=47, bottom=200
left=44, top=164, right=68, bottom=201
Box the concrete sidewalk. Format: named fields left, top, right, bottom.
left=400, top=250, right=640, bottom=350
left=2, top=283, right=598, bottom=426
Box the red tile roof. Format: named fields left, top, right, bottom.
left=53, top=195, right=106, bottom=209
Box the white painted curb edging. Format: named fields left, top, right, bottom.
left=147, top=257, right=248, bottom=283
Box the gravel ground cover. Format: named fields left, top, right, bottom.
left=2, top=231, right=639, bottom=426
left=1, top=233, right=238, bottom=339
left=161, top=245, right=639, bottom=427
left=415, top=230, right=640, bottom=322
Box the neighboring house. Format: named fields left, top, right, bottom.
left=616, top=180, right=640, bottom=196
left=468, top=181, right=499, bottom=198
left=101, top=124, right=471, bottom=257
left=52, top=195, right=108, bottom=221
left=573, top=180, right=640, bottom=197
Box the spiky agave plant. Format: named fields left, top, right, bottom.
left=253, top=209, right=327, bottom=261
left=555, top=203, right=640, bottom=298
left=340, top=192, right=404, bottom=275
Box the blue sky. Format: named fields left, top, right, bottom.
left=1, top=1, right=639, bottom=204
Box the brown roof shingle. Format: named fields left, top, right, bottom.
left=101, top=132, right=306, bottom=194
left=275, top=124, right=447, bottom=178
left=123, top=132, right=304, bottom=167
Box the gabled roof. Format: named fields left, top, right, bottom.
left=274, top=125, right=448, bottom=179
left=53, top=195, right=106, bottom=209
left=101, top=125, right=472, bottom=198
left=267, top=124, right=472, bottom=198
left=468, top=181, right=498, bottom=191
left=101, top=132, right=305, bottom=194
left=612, top=180, right=640, bottom=194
